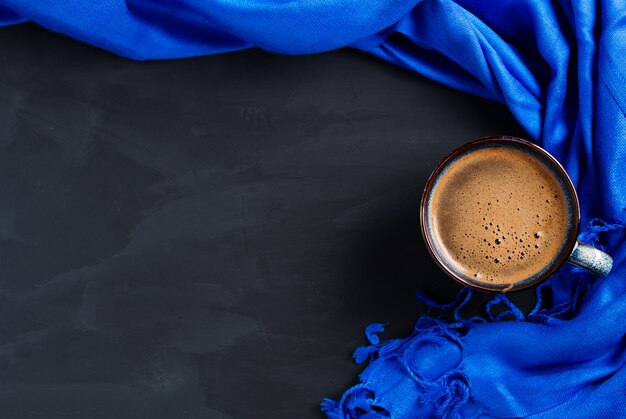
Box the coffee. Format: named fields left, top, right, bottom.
left=426, top=144, right=573, bottom=286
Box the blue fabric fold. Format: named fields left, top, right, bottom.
left=2, top=0, right=626, bottom=417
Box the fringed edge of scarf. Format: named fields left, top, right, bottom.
left=321, top=217, right=625, bottom=419
left=322, top=317, right=469, bottom=419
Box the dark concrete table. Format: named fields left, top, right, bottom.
left=0, top=24, right=529, bottom=418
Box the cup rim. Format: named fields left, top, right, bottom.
left=420, top=136, right=581, bottom=292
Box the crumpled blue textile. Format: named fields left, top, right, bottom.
left=2, top=0, right=626, bottom=417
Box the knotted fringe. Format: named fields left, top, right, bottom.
left=400, top=318, right=469, bottom=418
left=322, top=217, right=624, bottom=418
left=322, top=384, right=391, bottom=419
left=577, top=217, right=625, bottom=251
left=323, top=319, right=468, bottom=418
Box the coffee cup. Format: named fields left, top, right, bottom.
left=420, top=136, right=612, bottom=292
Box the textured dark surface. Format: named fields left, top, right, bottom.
left=0, top=24, right=527, bottom=418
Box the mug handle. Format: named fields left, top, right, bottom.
left=567, top=241, right=613, bottom=277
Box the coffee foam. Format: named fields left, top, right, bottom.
left=427, top=146, right=571, bottom=285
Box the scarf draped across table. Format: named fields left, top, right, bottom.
left=2, top=0, right=625, bottom=416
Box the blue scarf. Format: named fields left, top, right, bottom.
left=3, top=1, right=625, bottom=417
